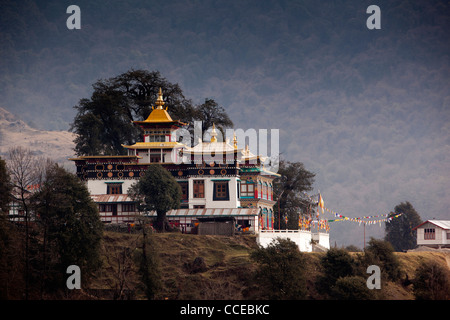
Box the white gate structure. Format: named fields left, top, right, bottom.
left=257, top=230, right=330, bottom=252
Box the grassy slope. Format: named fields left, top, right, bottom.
left=86, top=231, right=450, bottom=300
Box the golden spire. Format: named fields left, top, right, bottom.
left=210, top=123, right=218, bottom=143
left=233, top=132, right=237, bottom=149
left=155, top=87, right=165, bottom=109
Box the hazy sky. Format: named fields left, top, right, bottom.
left=1, top=0, right=449, bottom=246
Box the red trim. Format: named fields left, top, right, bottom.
left=412, top=220, right=449, bottom=231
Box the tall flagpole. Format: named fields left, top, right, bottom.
left=364, top=222, right=366, bottom=250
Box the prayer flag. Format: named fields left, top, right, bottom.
left=318, top=193, right=324, bottom=214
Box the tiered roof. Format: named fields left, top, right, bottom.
left=131, top=87, right=187, bottom=127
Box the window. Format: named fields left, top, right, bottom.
left=148, top=135, right=165, bottom=142
left=145, top=130, right=170, bottom=135
left=99, top=204, right=115, bottom=212
left=213, top=181, right=229, bottom=201
left=150, top=155, right=161, bottom=163
left=240, top=183, right=254, bottom=198
left=193, top=205, right=205, bottom=209
left=122, top=203, right=136, bottom=212
left=257, top=181, right=262, bottom=198
left=107, top=184, right=122, bottom=194
left=263, top=182, right=268, bottom=199
left=269, top=183, right=273, bottom=200
left=193, top=180, right=205, bottom=198
left=217, top=184, right=227, bottom=197
left=179, top=181, right=188, bottom=201
left=424, top=228, right=435, bottom=240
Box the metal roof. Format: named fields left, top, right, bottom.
left=146, top=208, right=260, bottom=217
left=91, top=194, right=134, bottom=203
left=413, top=220, right=450, bottom=230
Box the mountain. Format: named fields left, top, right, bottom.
left=0, top=107, right=76, bottom=169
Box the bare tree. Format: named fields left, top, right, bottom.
left=6, top=147, right=45, bottom=299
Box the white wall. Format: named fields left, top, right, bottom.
left=257, top=230, right=313, bottom=252
left=87, top=179, right=136, bottom=195
left=188, top=177, right=240, bottom=209
left=312, top=232, right=330, bottom=249
left=87, top=176, right=241, bottom=210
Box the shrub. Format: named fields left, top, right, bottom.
left=331, top=276, right=375, bottom=300
left=250, top=238, right=307, bottom=300
left=413, top=261, right=450, bottom=300
left=316, top=248, right=355, bottom=297
left=364, top=238, right=401, bottom=281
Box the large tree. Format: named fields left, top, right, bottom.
left=0, top=158, right=20, bottom=298
left=128, top=164, right=181, bottom=232
left=6, top=147, right=43, bottom=299
left=384, top=201, right=422, bottom=252
left=273, top=159, right=315, bottom=229
left=70, top=69, right=233, bottom=156
left=32, top=164, right=103, bottom=291
left=193, top=98, right=234, bottom=140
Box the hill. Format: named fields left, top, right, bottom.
left=0, top=107, right=76, bottom=168
left=80, top=230, right=450, bottom=300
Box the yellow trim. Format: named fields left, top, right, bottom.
left=122, top=142, right=185, bottom=149
left=69, top=155, right=142, bottom=160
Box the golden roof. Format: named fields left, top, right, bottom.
left=133, top=88, right=187, bottom=126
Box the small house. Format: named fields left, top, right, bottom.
left=413, top=220, right=450, bottom=249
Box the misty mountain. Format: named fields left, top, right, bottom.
left=0, top=107, right=75, bottom=168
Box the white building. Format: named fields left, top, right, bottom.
left=70, top=89, right=279, bottom=234
left=69, top=89, right=331, bottom=249
left=413, top=220, right=450, bottom=249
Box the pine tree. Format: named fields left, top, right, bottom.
left=385, top=201, right=422, bottom=251
left=33, top=164, right=103, bottom=291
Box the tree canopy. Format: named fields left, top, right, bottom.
left=128, top=164, right=181, bottom=232
left=250, top=238, right=307, bottom=299
left=273, top=159, right=315, bottom=229
left=413, top=260, right=450, bottom=300
left=33, top=164, right=104, bottom=281
left=385, top=201, right=422, bottom=252
left=70, top=69, right=233, bottom=156
left=0, top=156, right=104, bottom=298
left=0, top=157, right=11, bottom=215
left=193, top=98, right=233, bottom=139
